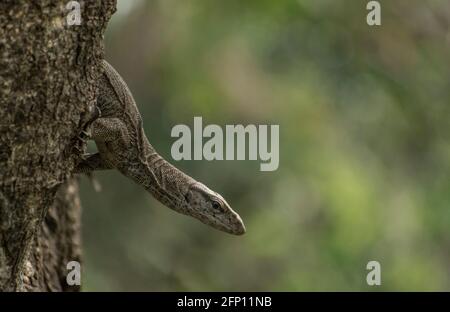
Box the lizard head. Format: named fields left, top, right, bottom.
left=184, top=182, right=246, bottom=235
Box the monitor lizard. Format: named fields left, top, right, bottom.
left=75, top=60, right=246, bottom=235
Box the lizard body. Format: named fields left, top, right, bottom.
left=76, top=61, right=245, bottom=235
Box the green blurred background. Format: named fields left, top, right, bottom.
left=79, top=0, right=450, bottom=291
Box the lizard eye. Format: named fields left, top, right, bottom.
left=211, top=200, right=222, bottom=210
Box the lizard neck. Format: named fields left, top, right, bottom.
left=124, top=139, right=196, bottom=214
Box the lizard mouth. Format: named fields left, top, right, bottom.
left=202, top=212, right=246, bottom=236
left=222, top=222, right=246, bottom=235
left=230, top=214, right=246, bottom=235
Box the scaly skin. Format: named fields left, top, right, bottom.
left=75, top=61, right=245, bottom=235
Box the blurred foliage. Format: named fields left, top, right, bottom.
left=79, top=0, right=450, bottom=291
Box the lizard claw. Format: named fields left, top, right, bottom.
left=86, top=105, right=101, bottom=124
left=94, top=106, right=102, bottom=119
left=71, top=145, right=83, bottom=154
left=78, top=130, right=91, bottom=141
left=81, top=153, right=92, bottom=160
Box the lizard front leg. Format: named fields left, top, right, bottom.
left=74, top=153, right=114, bottom=173
left=74, top=117, right=129, bottom=173
left=90, top=117, right=129, bottom=144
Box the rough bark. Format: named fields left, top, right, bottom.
left=0, top=0, right=116, bottom=291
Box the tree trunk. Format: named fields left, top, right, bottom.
left=0, top=0, right=116, bottom=291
